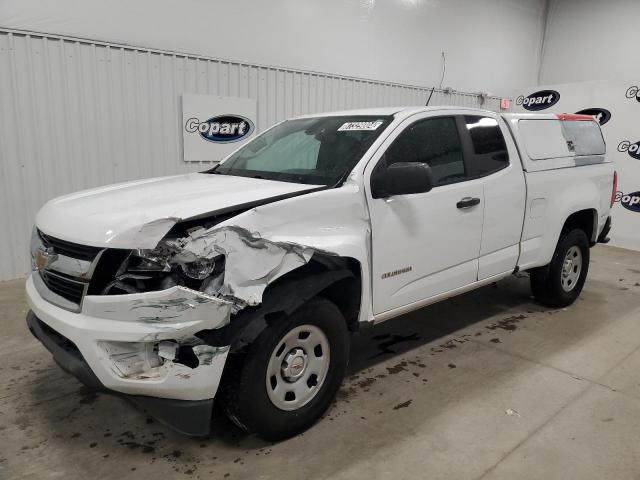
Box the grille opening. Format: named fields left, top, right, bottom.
left=39, top=270, right=86, bottom=305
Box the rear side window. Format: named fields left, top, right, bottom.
left=463, top=116, right=509, bottom=176
left=518, top=119, right=605, bottom=160
left=518, top=119, right=571, bottom=160
left=560, top=120, right=606, bottom=156
left=381, top=116, right=466, bottom=186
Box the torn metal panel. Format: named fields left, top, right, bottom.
left=174, top=226, right=323, bottom=307
left=107, top=217, right=181, bottom=249
left=98, top=341, right=161, bottom=378
left=83, top=285, right=233, bottom=328
left=101, top=224, right=329, bottom=313
left=98, top=340, right=230, bottom=384
left=158, top=341, right=178, bottom=361
left=105, top=342, right=228, bottom=387
left=192, top=345, right=230, bottom=365
left=211, top=182, right=375, bottom=322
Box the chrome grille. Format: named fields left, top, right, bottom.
left=38, top=270, right=87, bottom=305
left=32, top=229, right=103, bottom=311
left=38, top=230, right=102, bottom=261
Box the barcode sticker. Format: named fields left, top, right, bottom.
left=337, top=120, right=384, bottom=131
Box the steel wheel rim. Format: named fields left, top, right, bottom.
left=266, top=324, right=330, bottom=411
left=561, top=245, right=582, bottom=292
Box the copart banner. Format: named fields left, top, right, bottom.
left=182, top=94, right=257, bottom=163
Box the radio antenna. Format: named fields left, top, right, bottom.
left=426, top=51, right=446, bottom=106
left=425, top=87, right=435, bottom=106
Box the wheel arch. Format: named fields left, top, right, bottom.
left=196, top=253, right=362, bottom=352
left=560, top=208, right=598, bottom=245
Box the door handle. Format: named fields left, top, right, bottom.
left=456, top=197, right=481, bottom=209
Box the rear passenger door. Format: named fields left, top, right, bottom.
left=459, top=115, right=527, bottom=280
left=366, top=114, right=485, bottom=315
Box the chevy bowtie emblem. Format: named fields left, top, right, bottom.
left=34, top=247, right=58, bottom=270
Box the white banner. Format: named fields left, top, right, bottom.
left=182, top=94, right=257, bottom=163
left=513, top=81, right=640, bottom=251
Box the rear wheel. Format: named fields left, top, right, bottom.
left=220, top=297, right=349, bottom=440
left=530, top=229, right=590, bottom=308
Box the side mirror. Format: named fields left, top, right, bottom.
left=372, top=162, right=434, bottom=198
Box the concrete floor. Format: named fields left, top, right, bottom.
left=1, top=245, right=640, bottom=480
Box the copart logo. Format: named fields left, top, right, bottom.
left=614, top=191, right=640, bottom=212
left=516, top=90, right=560, bottom=111
left=625, top=86, right=640, bottom=102
left=185, top=115, right=254, bottom=143
left=575, top=108, right=611, bottom=126
left=617, top=140, right=640, bottom=160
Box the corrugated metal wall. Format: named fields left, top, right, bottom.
left=0, top=28, right=503, bottom=281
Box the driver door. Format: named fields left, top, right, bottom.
left=365, top=114, right=484, bottom=316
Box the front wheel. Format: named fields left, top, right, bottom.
left=219, top=297, right=350, bottom=440
left=530, top=229, right=590, bottom=308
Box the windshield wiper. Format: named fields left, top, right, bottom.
left=203, top=163, right=222, bottom=174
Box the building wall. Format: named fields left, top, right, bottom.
left=539, top=0, right=640, bottom=85
left=0, top=0, right=547, bottom=97
left=0, top=29, right=502, bottom=281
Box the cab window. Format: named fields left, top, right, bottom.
left=463, top=116, right=509, bottom=176
left=379, top=116, right=466, bottom=186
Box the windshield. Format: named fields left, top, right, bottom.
left=207, top=115, right=393, bottom=185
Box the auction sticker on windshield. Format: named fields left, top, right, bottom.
left=338, top=120, right=384, bottom=131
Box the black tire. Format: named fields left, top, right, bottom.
left=530, top=229, right=590, bottom=308
left=219, top=297, right=350, bottom=441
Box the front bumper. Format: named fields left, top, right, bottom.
left=25, top=274, right=234, bottom=434
left=26, top=311, right=214, bottom=435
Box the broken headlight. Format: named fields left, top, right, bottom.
left=180, top=258, right=216, bottom=280
left=104, top=237, right=224, bottom=295
left=102, top=241, right=179, bottom=294
left=128, top=248, right=172, bottom=272
left=131, top=242, right=216, bottom=280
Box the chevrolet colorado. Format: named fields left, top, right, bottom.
left=26, top=107, right=615, bottom=440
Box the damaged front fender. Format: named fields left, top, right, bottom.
left=174, top=225, right=331, bottom=308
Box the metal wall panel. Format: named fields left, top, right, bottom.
left=0, top=29, right=503, bottom=281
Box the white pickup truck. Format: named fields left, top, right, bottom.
left=26, top=106, right=615, bottom=439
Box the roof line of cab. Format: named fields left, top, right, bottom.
left=291, top=107, right=598, bottom=123
left=290, top=105, right=500, bottom=121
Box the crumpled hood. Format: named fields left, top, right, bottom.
left=36, top=173, right=319, bottom=248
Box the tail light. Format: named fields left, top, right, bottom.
left=611, top=170, right=618, bottom=208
